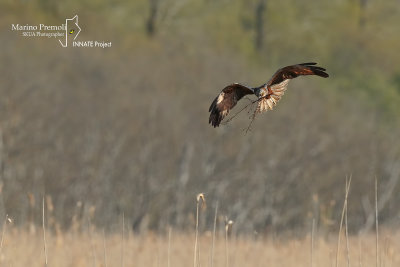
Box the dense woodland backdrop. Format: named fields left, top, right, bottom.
left=1, top=0, right=400, bottom=236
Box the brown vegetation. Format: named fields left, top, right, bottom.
left=1, top=0, right=400, bottom=237
left=0, top=227, right=399, bottom=267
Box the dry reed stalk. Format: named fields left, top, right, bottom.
left=358, top=236, right=362, bottom=267
left=42, top=196, right=48, bottom=267
left=168, top=227, right=172, bottom=267
left=336, top=176, right=352, bottom=267
left=375, top=177, right=379, bottom=267
left=121, top=212, right=125, bottom=267
left=345, top=177, right=350, bottom=267
left=88, top=218, right=97, bottom=267
left=225, top=219, right=233, bottom=267
left=0, top=214, right=11, bottom=258
left=225, top=223, right=228, bottom=267
left=27, top=193, right=36, bottom=234
left=103, top=229, right=108, bottom=267
left=194, top=193, right=205, bottom=267
left=211, top=201, right=218, bottom=267
left=311, top=218, right=315, bottom=267
left=194, top=198, right=199, bottom=267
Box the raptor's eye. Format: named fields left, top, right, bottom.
left=69, top=29, right=75, bottom=34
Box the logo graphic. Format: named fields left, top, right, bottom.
left=10, top=15, right=112, bottom=49
left=59, top=15, right=81, bottom=47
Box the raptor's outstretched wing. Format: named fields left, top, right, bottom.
left=267, top=62, right=329, bottom=87
left=209, top=83, right=254, bottom=127
left=257, top=63, right=329, bottom=112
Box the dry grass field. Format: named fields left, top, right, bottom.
left=2, top=2, right=400, bottom=267
left=0, top=226, right=399, bottom=267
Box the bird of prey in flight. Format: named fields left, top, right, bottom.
left=208, top=63, right=329, bottom=128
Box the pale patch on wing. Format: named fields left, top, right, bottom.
left=256, top=79, right=290, bottom=113
left=270, top=79, right=290, bottom=92
left=216, top=92, right=225, bottom=104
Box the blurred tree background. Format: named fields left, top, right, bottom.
left=1, top=0, right=400, bottom=236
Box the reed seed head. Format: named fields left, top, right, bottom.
left=225, top=218, right=234, bottom=236
left=6, top=214, right=12, bottom=224
left=196, top=193, right=206, bottom=209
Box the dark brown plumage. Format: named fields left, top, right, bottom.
left=208, top=84, right=254, bottom=127
left=208, top=62, right=329, bottom=127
